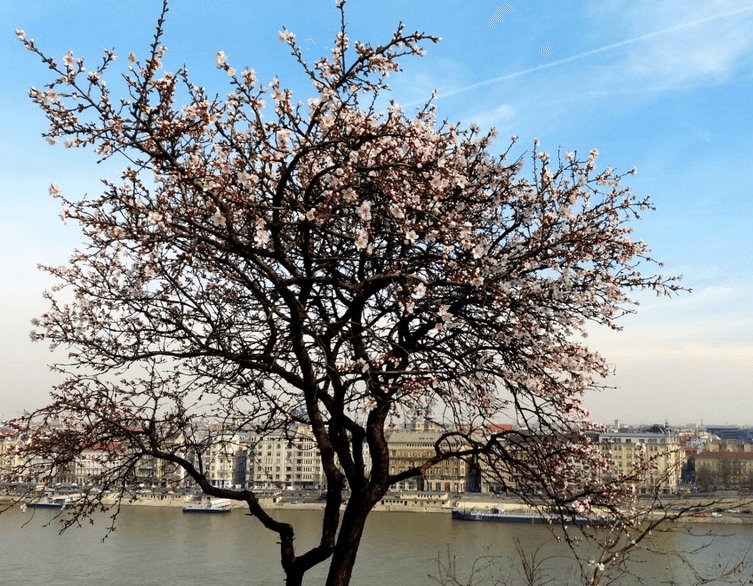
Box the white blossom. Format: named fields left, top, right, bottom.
left=255, top=227, right=270, bottom=247
left=210, top=208, right=226, bottom=227
left=62, top=51, right=75, bottom=69
left=278, top=30, right=295, bottom=43
left=357, top=200, right=371, bottom=220
left=389, top=203, right=404, bottom=219
left=354, top=231, right=368, bottom=249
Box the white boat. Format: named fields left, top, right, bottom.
left=182, top=498, right=232, bottom=513
left=26, top=494, right=79, bottom=509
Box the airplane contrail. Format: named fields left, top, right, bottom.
left=431, top=3, right=753, bottom=102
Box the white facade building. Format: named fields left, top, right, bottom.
left=248, top=425, right=324, bottom=489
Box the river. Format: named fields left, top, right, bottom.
left=2, top=505, right=752, bottom=585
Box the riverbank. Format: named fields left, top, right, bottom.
left=5, top=492, right=753, bottom=524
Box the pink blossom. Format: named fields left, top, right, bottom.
left=278, top=30, right=295, bottom=43
left=255, top=227, right=270, bottom=247
left=356, top=200, right=371, bottom=220
left=242, top=68, right=257, bottom=86
left=62, top=51, right=75, bottom=69
left=389, top=203, right=404, bottom=219
left=354, top=230, right=368, bottom=249
left=210, top=208, right=226, bottom=227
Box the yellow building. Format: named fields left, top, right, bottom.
left=0, top=423, right=77, bottom=487
left=387, top=419, right=468, bottom=493
left=598, top=430, right=683, bottom=495
left=0, top=427, right=24, bottom=483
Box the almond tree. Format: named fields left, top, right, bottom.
left=9, top=1, right=680, bottom=585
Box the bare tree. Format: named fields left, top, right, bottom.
left=431, top=491, right=753, bottom=586
left=429, top=541, right=562, bottom=586
left=7, top=1, right=681, bottom=585
left=551, top=480, right=753, bottom=586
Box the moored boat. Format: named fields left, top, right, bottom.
left=452, top=507, right=553, bottom=524
left=26, top=500, right=65, bottom=509
left=182, top=498, right=232, bottom=513
left=25, top=494, right=79, bottom=509
left=451, top=507, right=617, bottom=526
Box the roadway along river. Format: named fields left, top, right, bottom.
left=2, top=505, right=752, bottom=585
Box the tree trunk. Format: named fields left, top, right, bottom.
left=284, top=571, right=304, bottom=586
left=324, top=495, right=373, bottom=586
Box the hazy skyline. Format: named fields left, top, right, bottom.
left=1, top=0, right=752, bottom=425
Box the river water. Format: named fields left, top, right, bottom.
left=2, top=505, right=752, bottom=585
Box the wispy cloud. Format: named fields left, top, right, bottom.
left=586, top=281, right=753, bottom=359
left=616, top=0, right=753, bottom=84
left=466, top=103, right=516, bottom=130
left=434, top=3, right=753, bottom=102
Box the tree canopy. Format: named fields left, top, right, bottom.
left=10, top=1, right=680, bottom=585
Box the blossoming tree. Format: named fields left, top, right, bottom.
left=10, top=1, right=680, bottom=585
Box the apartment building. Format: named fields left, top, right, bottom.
left=598, top=428, right=683, bottom=494
left=72, top=443, right=121, bottom=486
left=248, top=425, right=324, bottom=489
left=387, top=419, right=469, bottom=493
left=199, top=431, right=250, bottom=489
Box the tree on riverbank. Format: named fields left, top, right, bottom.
left=8, top=1, right=681, bottom=584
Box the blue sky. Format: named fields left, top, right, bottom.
left=1, top=0, right=752, bottom=425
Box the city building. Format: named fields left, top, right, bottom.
left=201, top=430, right=250, bottom=489
left=72, top=442, right=121, bottom=487
left=598, top=427, right=683, bottom=494
left=695, top=442, right=753, bottom=490
left=705, top=426, right=753, bottom=443
left=0, top=426, right=23, bottom=484
left=248, top=425, right=324, bottom=489
left=387, top=418, right=469, bottom=493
